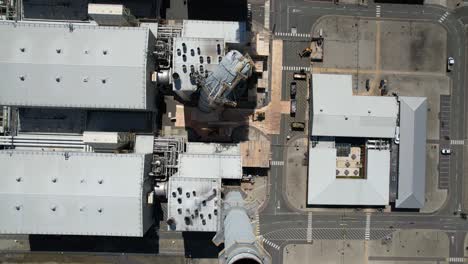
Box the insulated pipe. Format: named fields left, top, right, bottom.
left=219, top=191, right=270, bottom=264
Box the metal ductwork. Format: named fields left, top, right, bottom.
left=214, top=191, right=270, bottom=264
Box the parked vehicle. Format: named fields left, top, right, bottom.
left=394, top=126, right=400, bottom=145
left=290, top=82, right=297, bottom=99
left=293, top=70, right=307, bottom=80
left=290, top=122, right=305, bottom=130
left=290, top=99, right=297, bottom=116
left=447, top=57, right=455, bottom=72
left=461, top=213, right=467, bottom=220
left=441, top=148, right=451, bottom=155
left=379, top=79, right=387, bottom=89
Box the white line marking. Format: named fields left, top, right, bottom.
left=451, top=140, right=464, bottom=145
left=307, top=212, right=312, bottom=243
left=274, top=32, right=311, bottom=38
left=270, top=160, right=285, bottom=166
left=448, top=257, right=465, bottom=262
left=365, top=213, right=371, bottom=240
left=262, top=237, right=280, bottom=250
left=439, top=11, right=450, bottom=23
left=255, top=212, right=260, bottom=236
left=282, top=66, right=311, bottom=72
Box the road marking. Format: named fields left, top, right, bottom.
left=311, top=67, right=445, bottom=77
left=448, top=257, right=465, bottom=262
left=307, top=212, right=312, bottom=243
left=264, top=0, right=270, bottom=30
left=365, top=213, right=371, bottom=240
left=439, top=11, right=450, bottom=23
left=274, top=32, right=311, bottom=38
left=262, top=237, right=281, bottom=250
left=376, top=5, right=381, bottom=18
left=255, top=212, right=261, bottom=236
left=451, top=139, right=465, bottom=145
left=270, top=160, right=284, bottom=166
left=282, top=66, right=312, bottom=72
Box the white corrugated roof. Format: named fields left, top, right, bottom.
left=396, top=97, right=427, bottom=209
left=167, top=177, right=221, bottom=232
left=0, top=151, right=152, bottom=236
left=186, top=142, right=240, bottom=155
left=0, top=21, right=155, bottom=110
left=172, top=37, right=224, bottom=99
left=312, top=74, right=398, bottom=138
left=307, top=146, right=390, bottom=206
left=182, top=20, right=246, bottom=43
left=178, top=153, right=242, bottom=179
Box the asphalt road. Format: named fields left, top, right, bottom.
left=262, top=1, right=468, bottom=263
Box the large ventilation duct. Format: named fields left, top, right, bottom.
left=214, top=191, right=270, bottom=264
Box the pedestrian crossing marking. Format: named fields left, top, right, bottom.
left=439, top=11, right=450, bottom=23
left=262, top=237, right=281, bottom=250
left=448, top=257, right=465, bottom=262
left=307, top=212, right=313, bottom=243
left=365, top=213, right=371, bottom=240
left=274, top=32, right=311, bottom=38
left=376, top=5, right=381, bottom=18
left=451, top=140, right=464, bottom=145
left=255, top=212, right=261, bottom=236
left=271, top=160, right=285, bottom=166
left=282, top=66, right=312, bottom=72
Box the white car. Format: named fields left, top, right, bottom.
left=447, top=57, right=455, bottom=72
left=441, top=148, right=452, bottom=155
left=448, top=57, right=455, bottom=65
left=394, top=126, right=400, bottom=145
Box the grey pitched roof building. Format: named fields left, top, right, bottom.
left=396, top=97, right=428, bottom=209
left=0, top=151, right=153, bottom=236
left=0, top=21, right=156, bottom=110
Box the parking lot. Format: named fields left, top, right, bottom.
left=438, top=151, right=451, bottom=190
left=438, top=95, right=451, bottom=190
left=439, top=95, right=451, bottom=140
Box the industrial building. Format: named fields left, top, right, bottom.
left=311, top=74, right=399, bottom=138
left=396, top=97, right=428, bottom=208
left=166, top=142, right=242, bottom=232
left=172, top=37, right=225, bottom=101
left=169, top=19, right=253, bottom=112
left=181, top=20, right=247, bottom=44
left=0, top=3, right=269, bottom=263
left=0, top=151, right=153, bottom=236
left=309, top=74, right=427, bottom=209
left=308, top=140, right=391, bottom=206
left=0, top=21, right=157, bottom=110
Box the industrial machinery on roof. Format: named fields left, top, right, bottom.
left=0, top=3, right=268, bottom=263
left=197, top=50, right=254, bottom=112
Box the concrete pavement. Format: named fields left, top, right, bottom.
left=262, top=0, right=468, bottom=263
